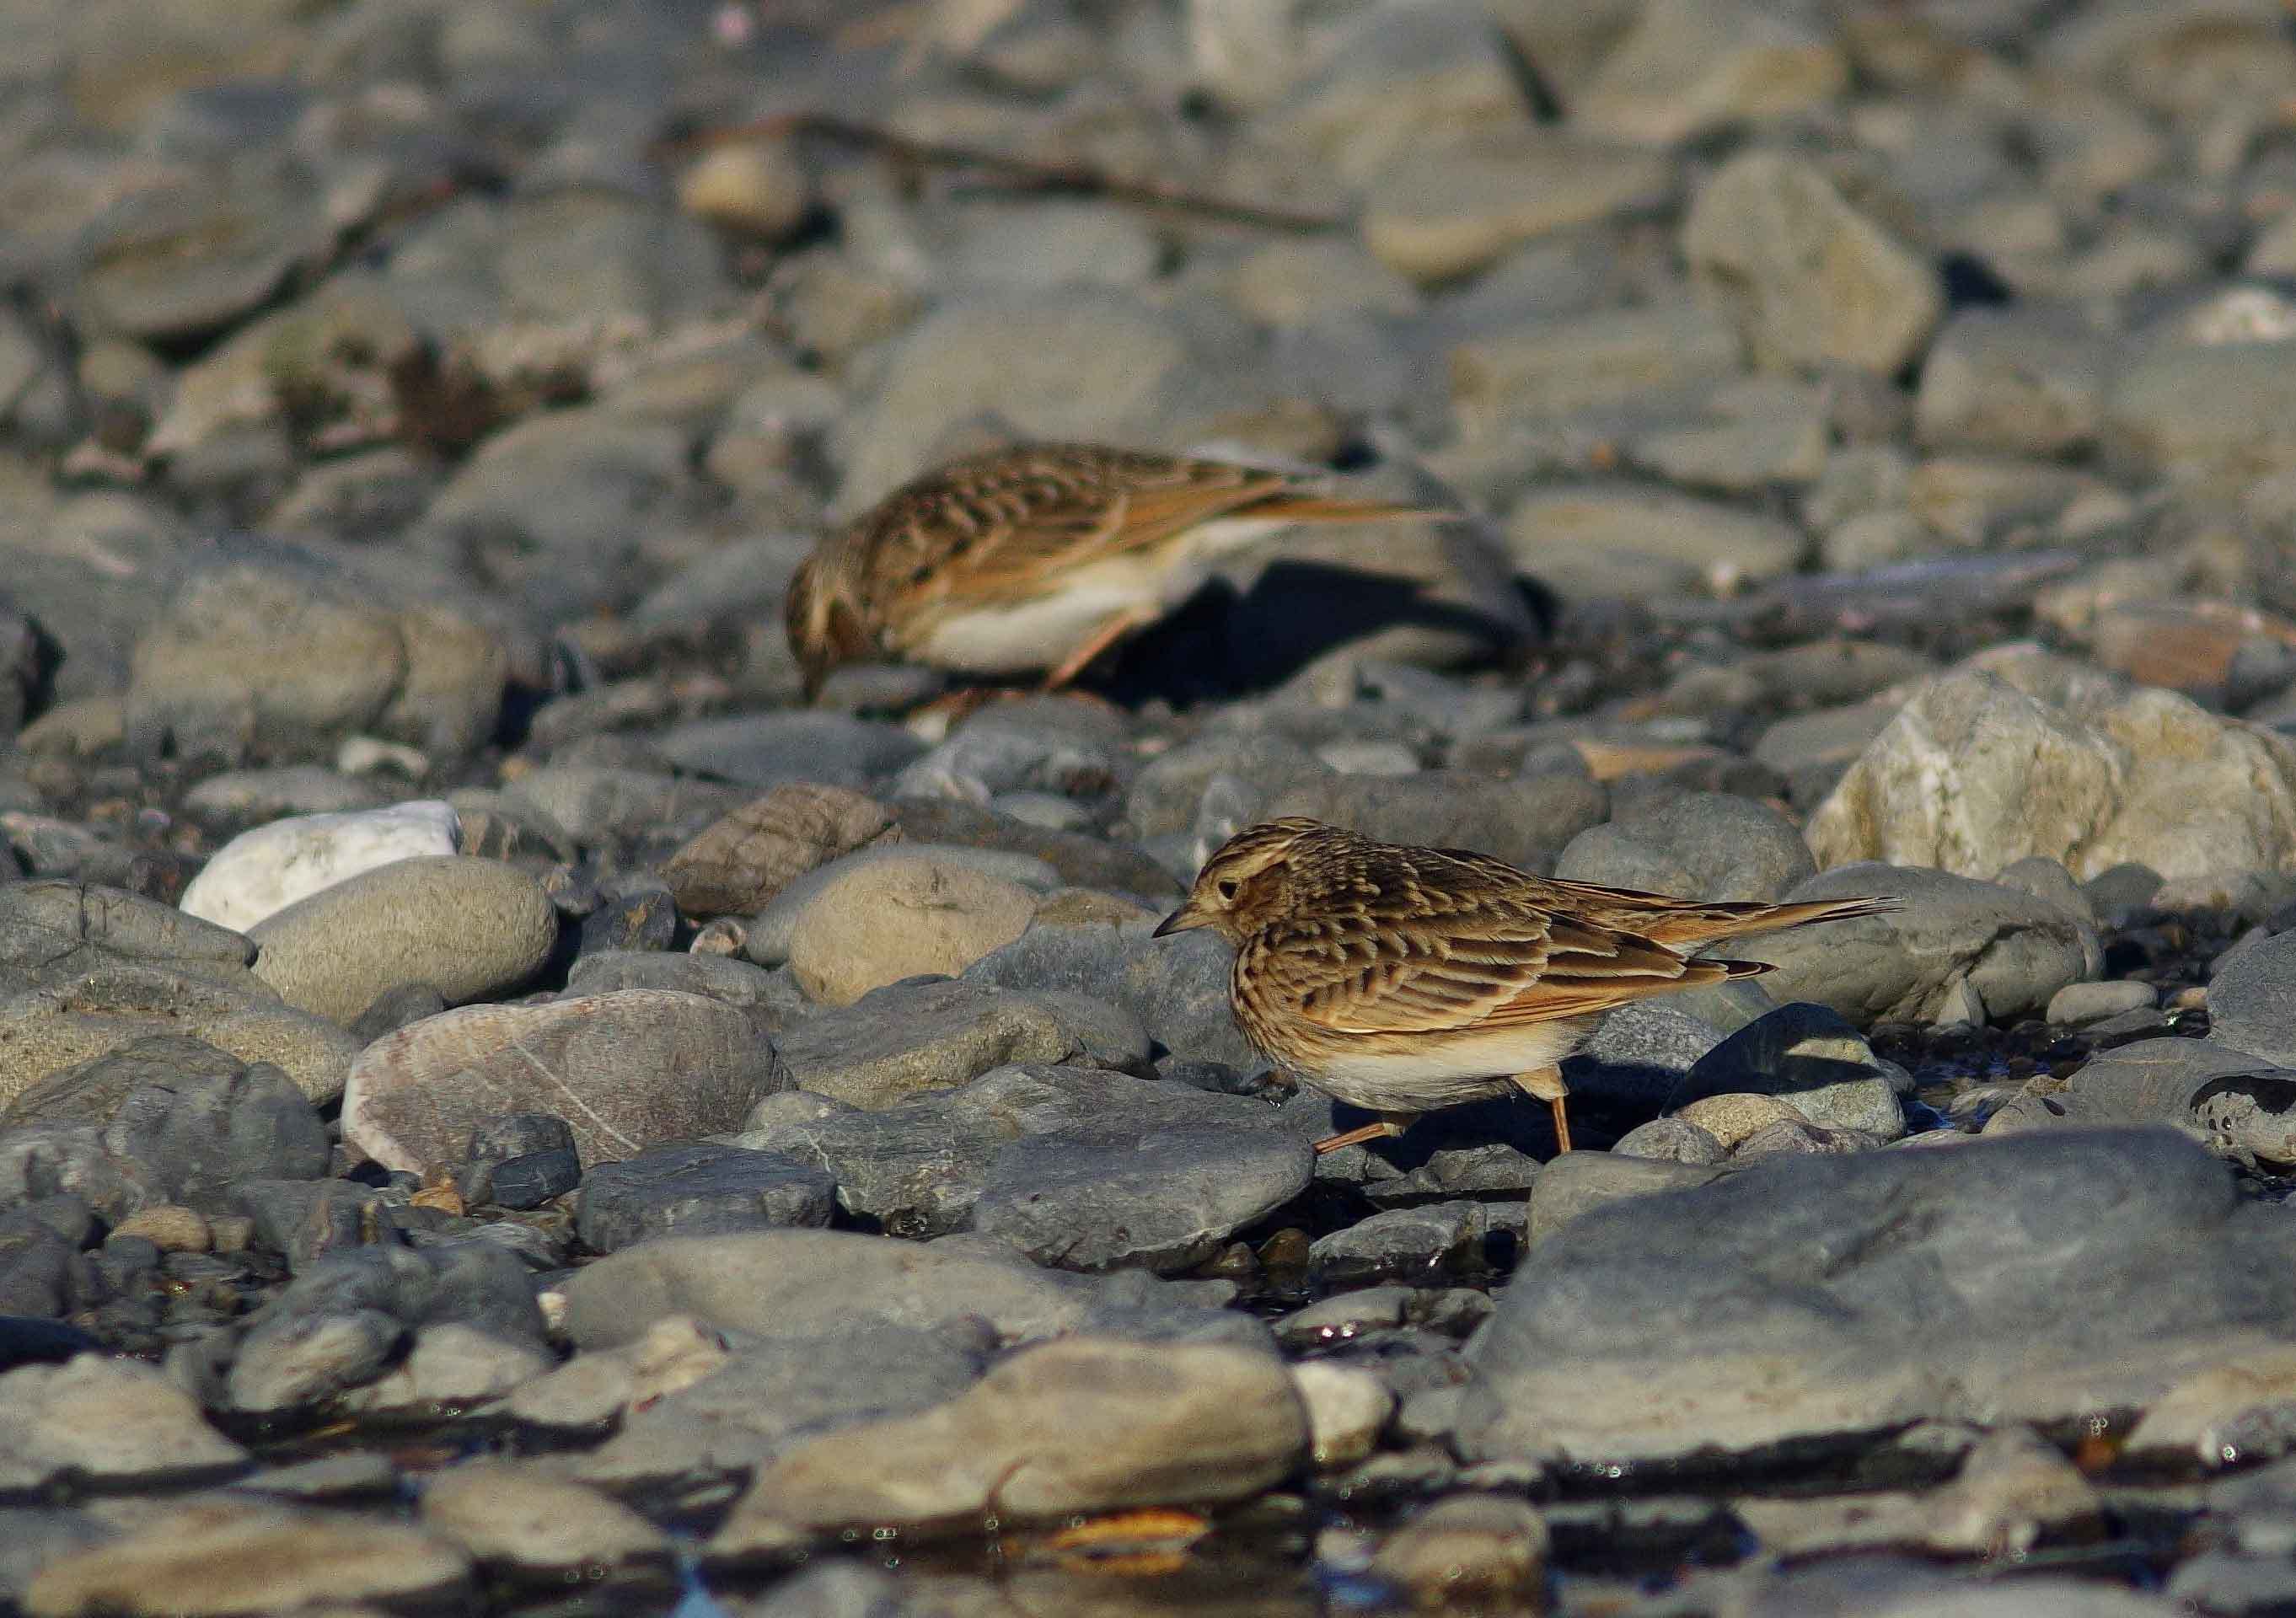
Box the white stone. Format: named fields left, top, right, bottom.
left=1290, top=1361, right=1394, bottom=1467
left=180, top=800, right=461, bottom=933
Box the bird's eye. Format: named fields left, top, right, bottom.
left=1214, top=878, right=1239, bottom=901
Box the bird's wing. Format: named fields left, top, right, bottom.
left=1278, top=903, right=1720, bottom=1036
left=872, top=450, right=1295, bottom=608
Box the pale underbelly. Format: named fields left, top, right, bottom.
left=906, top=518, right=1291, bottom=676
left=1289, top=1017, right=1596, bottom=1112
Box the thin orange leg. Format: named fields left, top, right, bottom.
left=1510, top=1067, right=1571, bottom=1155
left=1312, top=1112, right=1417, bottom=1155
left=1043, top=606, right=1158, bottom=691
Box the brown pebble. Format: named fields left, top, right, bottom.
left=111, top=1205, right=211, bottom=1253
left=1371, top=1493, right=1551, bottom=1609
left=409, top=1186, right=466, bottom=1216
left=663, top=783, right=897, bottom=919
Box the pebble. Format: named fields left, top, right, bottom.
left=767, top=978, right=1150, bottom=1109
left=249, top=855, right=557, bottom=1025
left=2047, top=979, right=2159, bottom=1026
left=1291, top=1361, right=1395, bottom=1468
left=574, top=1142, right=834, bottom=1253
left=178, top=800, right=461, bottom=934
left=1811, top=665, right=2296, bottom=883
left=0, top=1356, right=246, bottom=1492
left=1734, top=863, right=2100, bottom=1028
left=1666, top=1003, right=1908, bottom=1141
left=1371, top=1492, right=1552, bottom=1608
left=0, top=1, right=2292, bottom=1606
left=418, top=1459, right=669, bottom=1575
left=1683, top=149, right=1942, bottom=375
left=1467, top=1130, right=2293, bottom=1464
left=1557, top=790, right=1815, bottom=903
left=974, top=1123, right=1312, bottom=1275
left=774, top=851, right=1038, bottom=1006
left=0, top=968, right=362, bottom=1113
left=345, top=989, right=789, bottom=1177
left=22, top=1503, right=471, bottom=1618
left=567, top=1324, right=980, bottom=1492
left=2203, top=932, right=2296, bottom=1068
left=713, top=1336, right=1306, bottom=1542
left=1505, top=485, right=1806, bottom=602
left=659, top=783, right=895, bottom=920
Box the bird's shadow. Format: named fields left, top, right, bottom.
left=1324, top=1057, right=1683, bottom=1166
left=1099, top=561, right=1548, bottom=706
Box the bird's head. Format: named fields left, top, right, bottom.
left=783, top=551, right=877, bottom=700
left=1154, top=817, right=1331, bottom=943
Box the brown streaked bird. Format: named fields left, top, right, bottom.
left=784, top=442, right=1433, bottom=698
left=1153, top=818, right=1900, bottom=1156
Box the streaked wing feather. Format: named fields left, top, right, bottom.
left=1290, top=908, right=1705, bottom=1036
left=928, top=469, right=1290, bottom=605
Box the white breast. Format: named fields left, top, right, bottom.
left=1299, top=1018, right=1596, bottom=1113
left=912, top=518, right=1293, bottom=677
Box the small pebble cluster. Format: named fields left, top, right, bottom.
left=11, top=1, right=2296, bottom=1615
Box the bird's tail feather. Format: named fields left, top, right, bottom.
left=1648, top=893, right=1901, bottom=948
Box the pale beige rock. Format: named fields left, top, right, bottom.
left=782, top=855, right=1038, bottom=1007
left=1505, top=484, right=1805, bottom=600
left=110, top=1204, right=210, bottom=1252
left=0, top=968, right=361, bottom=1108
left=23, top=1502, right=469, bottom=1618
left=1361, top=136, right=1667, bottom=284
left=675, top=140, right=809, bottom=238
left=714, top=1337, right=1306, bottom=1546
left=1451, top=300, right=1744, bottom=436
left=1809, top=666, right=2296, bottom=881
left=1574, top=0, right=1846, bottom=145
left=558, top=1230, right=1097, bottom=1348
left=420, top=1459, right=669, bottom=1572
left=1676, top=1093, right=1802, bottom=1151
left=1734, top=1427, right=2097, bottom=1558
left=1684, top=150, right=1942, bottom=375
left=1291, top=1362, right=1393, bottom=1468
left=250, top=856, right=556, bottom=1025
left=0, top=1357, right=247, bottom=1493
left=1371, top=1493, right=1552, bottom=1607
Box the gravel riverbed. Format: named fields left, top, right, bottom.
left=10, top=2, right=2296, bottom=1615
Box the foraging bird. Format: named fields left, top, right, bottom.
left=1154, top=818, right=1899, bottom=1155
left=784, top=442, right=1431, bottom=697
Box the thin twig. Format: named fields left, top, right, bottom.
left=657, top=110, right=1346, bottom=233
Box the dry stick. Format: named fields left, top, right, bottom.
left=661, top=110, right=1347, bottom=233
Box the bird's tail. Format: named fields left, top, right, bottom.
left=1644, top=893, right=1902, bottom=949
left=1253, top=493, right=1447, bottom=524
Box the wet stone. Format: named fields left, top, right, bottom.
left=1310, top=1201, right=1500, bottom=1288
left=739, top=1063, right=1306, bottom=1240
left=973, top=1123, right=1313, bottom=1275
left=575, top=1143, right=835, bottom=1255
left=453, top=1114, right=581, bottom=1211
left=771, top=978, right=1151, bottom=1109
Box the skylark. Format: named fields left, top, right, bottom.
left=783, top=442, right=1431, bottom=698
left=1154, top=817, right=1899, bottom=1155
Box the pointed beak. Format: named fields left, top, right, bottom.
left=1152, top=905, right=1204, bottom=938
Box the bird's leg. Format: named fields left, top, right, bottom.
left=1312, top=1112, right=1418, bottom=1155
left=1043, top=605, right=1160, bottom=692
left=1510, top=1066, right=1571, bottom=1155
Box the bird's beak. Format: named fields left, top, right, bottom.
left=1152, top=905, right=1204, bottom=938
